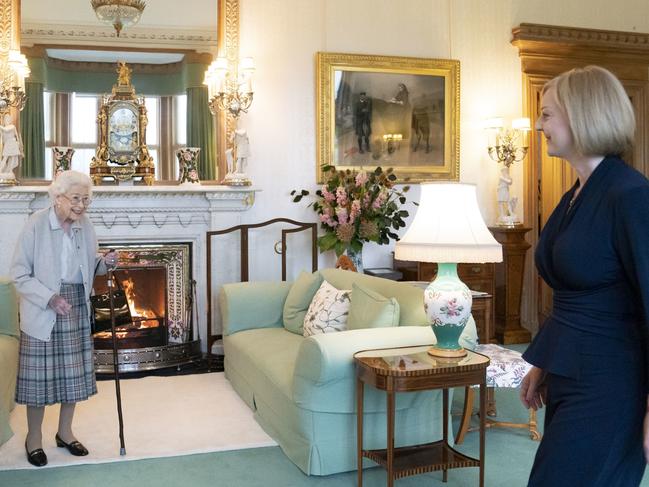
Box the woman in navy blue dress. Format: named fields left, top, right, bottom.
left=521, top=66, right=649, bottom=486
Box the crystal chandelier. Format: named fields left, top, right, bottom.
left=0, top=50, right=30, bottom=113
left=203, top=57, right=255, bottom=118
left=90, top=0, right=146, bottom=37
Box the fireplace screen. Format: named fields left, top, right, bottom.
left=92, top=243, right=200, bottom=373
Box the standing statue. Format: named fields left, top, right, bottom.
left=117, top=61, right=132, bottom=87
left=497, top=165, right=518, bottom=226
left=233, top=129, right=250, bottom=174
left=223, top=129, right=252, bottom=186
left=0, top=114, right=23, bottom=184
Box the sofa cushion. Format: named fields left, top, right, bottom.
left=283, top=271, right=323, bottom=335
left=303, top=281, right=351, bottom=336
left=319, top=268, right=427, bottom=326
left=0, top=278, right=19, bottom=338
left=347, top=282, right=400, bottom=330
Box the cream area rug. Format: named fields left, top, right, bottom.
left=0, top=372, right=276, bottom=470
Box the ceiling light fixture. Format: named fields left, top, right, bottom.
left=90, top=0, right=147, bottom=37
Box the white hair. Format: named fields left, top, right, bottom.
left=48, top=170, right=93, bottom=203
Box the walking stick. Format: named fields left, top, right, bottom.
left=106, top=260, right=127, bottom=456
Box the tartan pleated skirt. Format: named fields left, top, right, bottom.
left=15, top=283, right=97, bottom=407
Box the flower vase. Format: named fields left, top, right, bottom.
left=176, top=147, right=201, bottom=185
left=345, top=246, right=363, bottom=273
left=52, top=147, right=75, bottom=179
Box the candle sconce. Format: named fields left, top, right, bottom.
left=204, top=57, right=255, bottom=118
left=484, top=117, right=530, bottom=227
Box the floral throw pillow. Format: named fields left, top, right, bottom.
left=303, top=280, right=352, bottom=336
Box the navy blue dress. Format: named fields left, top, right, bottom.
left=523, top=156, right=649, bottom=486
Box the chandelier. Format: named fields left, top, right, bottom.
left=90, top=0, right=146, bottom=37
left=0, top=50, right=30, bottom=113
left=203, top=57, right=255, bottom=118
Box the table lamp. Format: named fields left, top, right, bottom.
left=395, top=182, right=502, bottom=357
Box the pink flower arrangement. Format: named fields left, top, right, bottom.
left=292, top=165, right=410, bottom=256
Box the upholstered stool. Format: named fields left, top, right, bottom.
left=455, top=343, right=541, bottom=444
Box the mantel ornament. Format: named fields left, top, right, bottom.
left=90, top=61, right=155, bottom=185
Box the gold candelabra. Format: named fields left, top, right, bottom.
left=485, top=117, right=530, bottom=227
left=485, top=118, right=530, bottom=167
left=204, top=57, right=255, bottom=118
left=0, top=50, right=29, bottom=114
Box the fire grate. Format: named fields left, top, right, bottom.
left=93, top=243, right=201, bottom=373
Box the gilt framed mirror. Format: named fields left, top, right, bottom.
left=12, top=0, right=237, bottom=185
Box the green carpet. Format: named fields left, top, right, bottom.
left=2, top=345, right=649, bottom=486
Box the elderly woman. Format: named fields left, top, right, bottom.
left=11, top=170, right=117, bottom=467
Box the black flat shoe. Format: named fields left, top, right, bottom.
left=55, top=433, right=89, bottom=456
left=25, top=443, right=47, bottom=467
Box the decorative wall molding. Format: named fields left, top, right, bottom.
left=44, top=56, right=186, bottom=74
left=512, top=23, right=649, bottom=62
left=513, top=23, right=649, bottom=48
left=21, top=22, right=217, bottom=52
left=0, top=0, right=12, bottom=53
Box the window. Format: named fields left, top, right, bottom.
left=70, top=93, right=100, bottom=174
left=43, top=91, right=187, bottom=180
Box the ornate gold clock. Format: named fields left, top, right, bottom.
left=90, top=62, right=154, bottom=185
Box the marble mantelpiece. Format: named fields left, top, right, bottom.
left=0, top=185, right=259, bottom=352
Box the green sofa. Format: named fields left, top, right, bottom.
left=0, top=277, right=20, bottom=447
left=220, top=268, right=478, bottom=475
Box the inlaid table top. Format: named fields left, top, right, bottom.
left=354, top=345, right=490, bottom=378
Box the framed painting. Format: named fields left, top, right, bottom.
left=316, top=52, right=460, bottom=183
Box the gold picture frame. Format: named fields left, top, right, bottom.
left=316, top=52, right=460, bottom=183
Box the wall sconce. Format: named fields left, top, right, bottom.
left=0, top=49, right=30, bottom=113
left=484, top=117, right=530, bottom=227
left=204, top=56, right=255, bottom=118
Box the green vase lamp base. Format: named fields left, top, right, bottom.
left=427, top=346, right=467, bottom=358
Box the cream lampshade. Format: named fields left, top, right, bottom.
left=395, top=182, right=502, bottom=357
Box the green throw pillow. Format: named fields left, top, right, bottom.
left=347, top=282, right=400, bottom=330
left=283, top=271, right=323, bottom=334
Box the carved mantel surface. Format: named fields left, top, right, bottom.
left=0, top=185, right=258, bottom=221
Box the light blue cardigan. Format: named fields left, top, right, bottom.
left=10, top=207, right=106, bottom=341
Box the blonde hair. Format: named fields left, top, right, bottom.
left=542, top=65, right=635, bottom=156
left=48, top=170, right=93, bottom=203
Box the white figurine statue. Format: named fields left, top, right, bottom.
left=225, top=148, right=235, bottom=176
left=233, top=129, right=250, bottom=174
left=0, top=114, right=23, bottom=185
left=496, top=165, right=519, bottom=226
left=223, top=128, right=252, bottom=186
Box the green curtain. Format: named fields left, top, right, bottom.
left=187, top=86, right=216, bottom=181
left=19, top=82, right=45, bottom=179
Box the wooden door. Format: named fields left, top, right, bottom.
left=512, top=24, right=649, bottom=333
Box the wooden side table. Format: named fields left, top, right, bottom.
left=355, top=346, right=489, bottom=487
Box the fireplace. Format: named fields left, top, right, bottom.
left=92, top=243, right=202, bottom=373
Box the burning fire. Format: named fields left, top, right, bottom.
left=123, top=277, right=157, bottom=324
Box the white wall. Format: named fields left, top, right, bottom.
left=238, top=0, right=649, bottom=276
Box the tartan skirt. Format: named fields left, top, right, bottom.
left=15, top=283, right=97, bottom=407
